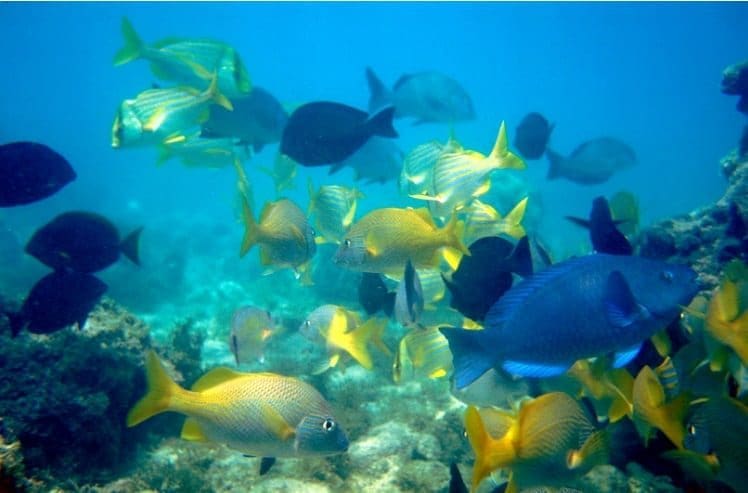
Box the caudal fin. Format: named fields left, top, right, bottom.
left=464, top=405, right=517, bottom=492
left=205, top=75, right=233, bottom=111
left=365, top=67, right=392, bottom=113
left=366, top=106, right=398, bottom=139
left=113, top=17, right=144, bottom=66
left=127, top=350, right=183, bottom=427
left=546, top=148, right=565, bottom=180
left=501, top=197, right=528, bottom=240
left=439, top=327, right=493, bottom=389
left=488, top=121, right=525, bottom=170
left=120, top=227, right=143, bottom=265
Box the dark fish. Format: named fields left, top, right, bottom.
left=441, top=254, right=699, bottom=389
left=6, top=271, right=107, bottom=336
left=0, top=141, right=76, bottom=207
left=280, top=102, right=397, bottom=166
left=201, top=87, right=288, bottom=152
left=566, top=196, right=633, bottom=255
left=358, top=273, right=395, bottom=317
left=514, top=112, right=554, bottom=160
left=546, top=138, right=636, bottom=185
left=394, top=260, right=424, bottom=327
left=442, top=236, right=532, bottom=322
left=330, top=137, right=403, bottom=184
left=26, top=211, right=142, bottom=273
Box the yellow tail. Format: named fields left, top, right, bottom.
left=464, top=406, right=517, bottom=492
left=126, top=350, right=184, bottom=427
left=501, top=197, right=528, bottom=240
left=113, top=17, right=143, bottom=66
left=205, top=74, right=233, bottom=111
left=488, top=121, right=526, bottom=170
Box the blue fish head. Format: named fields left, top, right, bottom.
left=294, top=414, right=349, bottom=455
left=634, top=261, right=700, bottom=320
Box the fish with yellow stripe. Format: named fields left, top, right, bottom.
left=112, top=76, right=233, bottom=148
left=392, top=325, right=453, bottom=383
left=632, top=365, right=690, bottom=449
left=127, top=350, right=349, bottom=464
left=158, top=132, right=249, bottom=168
left=462, top=197, right=528, bottom=245
left=399, top=136, right=462, bottom=197
left=307, top=179, right=364, bottom=244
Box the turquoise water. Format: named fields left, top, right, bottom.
left=1, top=2, right=747, bottom=491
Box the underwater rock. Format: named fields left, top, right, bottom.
left=721, top=59, right=748, bottom=114
left=0, top=427, right=30, bottom=492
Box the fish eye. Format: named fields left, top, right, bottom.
left=344, top=239, right=351, bottom=248
left=311, top=228, right=317, bottom=237
left=688, top=424, right=696, bottom=435
left=322, top=418, right=336, bottom=432
left=661, top=270, right=674, bottom=282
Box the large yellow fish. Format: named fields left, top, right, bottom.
left=465, top=392, right=609, bottom=493
left=307, top=179, right=363, bottom=244
left=127, top=351, right=349, bottom=459
left=333, top=207, right=469, bottom=276
left=114, top=17, right=251, bottom=97
left=112, top=76, right=233, bottom=148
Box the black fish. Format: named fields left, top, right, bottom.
left=26, top=211, right=142, bottom=273
left=280, top=102, right=397, bottom=166
left=358, top=272, right=395, bottom=317
left=6, top=271, right=107, bottom=336
left=513, top=112, right=553, bottom=160
left=442, top=236, right=532, bottom=322
left=0, top=141, right=76, bottom=207
left=566, top=196, right=632, bottom=255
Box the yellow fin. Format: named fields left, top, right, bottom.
left=181, top=417, right=209, bottom=442
left=633, top=366, right=687, bottom=449
left=191, top=367, right=244, bottom=392
left=651, top=329, right=672, bottom=357
left=126, top=350, right=184, bottom=427
left=329, top=314, right=377, bottom=370
left=567, top=430, right=610, bottom=470
left=205, top=73, right=233, bottom=111
left=464, top=405, right=516, bottom=492
left=502, top=197, right=528, bottom=240
left=240, top=195, right=258, bottom=257
left=113, top=17, right=142, bottom=66
left=143, top=107, right=167, bottom=132
left=488, top=121, right=525, bottom=170
left=442, top=213, right=470, bottom=256
left=342, top=201, right=358, bottom=228
left=261, top=403, right=295, bottom=441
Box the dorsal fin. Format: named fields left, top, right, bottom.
left=191, top=367, right=245, bottom=392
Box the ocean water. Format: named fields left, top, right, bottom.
left=1, top=2, right=747, bottom=492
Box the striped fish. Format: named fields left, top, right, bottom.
left=307, top=179, right=363, bottom=244
left=393, top=325, right=453, bottom=383
left=463, top=197, right=528, bottom=244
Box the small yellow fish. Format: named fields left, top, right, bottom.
left=567, top=358, right=634, bottom=423
left=240, top=197, right=316, bottom=280
left=114, top=17, right=251, bottom=97
left=112, top=76, right=233, bottom=148
left=127, top=350, right=349, bottom=458
left=158, top=132, right=249, bottom=168
left=333, top=207, right=469, bottom=276
left=259, top=152, right=297, bottom=194
left=465, top=392, right=609, bottom=493
left=392, top=326, right=453, bottom=383
left=463, top=197, right=528, bottom=245
left=399, top=137, right=462, bottom=196
left=704, top=266, right=748, bottom=365
left=307, top=179, right=363, bottom=244
left=229, top=306, right=276, bottom=366
left=632, top=365, right=690, bottom=449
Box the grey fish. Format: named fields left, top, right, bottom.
left=330, top=137, right=403, bottom=184
left=441, top=254, right=699, bottom=389
left=394, top=259, right=424, bottom=328
left=366, top=67, right=475, bottom=124
left=546, top=138, right=636, bottom=185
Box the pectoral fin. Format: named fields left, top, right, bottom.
left=604, top=271, right=648, bottom=328
left=260, top=403, right=295, bottom=441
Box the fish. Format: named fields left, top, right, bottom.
left=608, top=191, right=640, bottom=237
left=0, top=142, right=76, bottom=207
left=299, top=305, right=388, bottom=371
left=462, top=197, right=528, bottom=245
left=442, top=254, right=699, bottom=389
left=127, top=350, right=349, bottom=460
left=411, top=122, right=526, bottom=219
left=703, top=265, right=748, bottom=365
left=450, top=368, right=532, bottom=409
left=114, top=17, right=251, bottom=97
left=514, top=112, right=554, bottom=160
left=465, top=392, right=609, bottom=493
left=567, top=358, right=634, bottom=423
left=565, top=196, right=633, bottom=255
left=399, top=137, right=462, bottom=197
left=158, top=133, right=249, bottom=168
left=358, top=273, right=395, bottom=317
left=333, top=207, right=469, bottom=276
left=394, top=260, right=424, bottom=328
left=392, top=325, right=453, bottom=383
left=366, top=67, right=475, bottom=124
left=280, top=102, right=397, bottom=166
left=632, top=365, right=690, bottom=449
left=25, top=211, right=142, bottom=273
left=259, top=152, right=297, bottom=194
left=111, top=76, right=233, bottom=149
left=442, top=236, right=532, bottom=323
left=546, top=138, right=637, bottom=185
left=240, top=197, right=316, bottom=279
left=5, top=271, right=107, bottom=336
left=229, top=306, right=276, bottom=366
left=307, top=179, right=363, bottom=245
left=201, top=87, right=288, bottom=152
left=330, top=137, right=404, bottom=185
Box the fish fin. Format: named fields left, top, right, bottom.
left=365, top=67, right=392, bottom=113
left=502, top=197, right=528, bottom=240
left=507, top=236, right=533, bottom=278
left=439, top=327, right=493, bottom=389
left=567, top=430, right=610, bottom=470
left=502, top=360, right=570, bottom=378
left=120, top=227, right=143, bottom=265
left=441, top=247, right=463, bottom=271
left=603, top=271, right=648, bottom=328
left=127, top=350, right=184, bottom=427
left=113, top=17, right=143, bottom=66
left=612, top=344, right=642, bottom=368
left=333, top=315, right=377, bottom=370
left=650, top=329, right=672, bottom=357
left=448, top=462, right=469, bottom=493
left=565, top=215, right=592, bottom=229
left=143, top=107, right=167, bottom=132
left=366, top=106, right=398, bottom=138
left=342, top=200, right=358, bottom=229
left=464, top=405, right=516, bottom=492
left=240, top=195, right=259, bottom=257
left=488, top=121, right=525, bottom=170
left=205, top=74, right=233, bottom=111
left=546, top=148, right=564, bottom=180
left=311, top=356, right=335, bottom=375
left=633, top=366, right=686, bottom=449
left=442, top=213, right=470, bottom=256
left=259, top=457, right=276, bottom=475
left=191, top=367, right=244, bottom=391
left=181, top=417, right=209, bottom=442
left=260, top=403, right=295, bottom=441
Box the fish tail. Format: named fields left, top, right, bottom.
left=240, top=195, right=259, bottom=257
left=120, top=227, right=143, bottom=266
left=501, top=197, right=528, bottom=240
left=567, top=430, right=611, bottom=471
left=439, top=327, right=494, bottom=390
left=546, top=148, right=564, bottom=180
left=366, top=106, right=398, bottom=138
left=464, top=405, right=516, bottom=492
left=206, top=75, right=233, bottom=112
left=442, top=213, right=470, bottom=256
left=127, top=350, right=187, bottom=427
left=113, top=17, right=144, bottom=66
left=488, top=121, right=525, bottom=170
left=365, top=67, right=392, bottom=113
left=338, top=318, right=382, bottom=370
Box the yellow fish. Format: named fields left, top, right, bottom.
left=229, top=306, right=276, bottom=366
left=127, top=351, right=349, bottom=459
left=632, top=365, right=690, bottom=449
left=112, top=76, right=232, bottom=148
left=240, top=197, right=316, bottom=280
left=114, top=17, right=251, bottom=97
left=399, top=136, right=462, bottom=197
left=259, top=152, right=297, bottom=194
left=704, top=264, right=748, bottom=365
left=307, top=179, right=363, bottom=244
left=392, top=326, right=453, bottom=383
left=333, top=207, right=469, bottom=276
left=567, top=358, right=634, bottom=423
left=465, top=392, right=609, bottom=493
left=463, top=197, right=528, bottom=245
